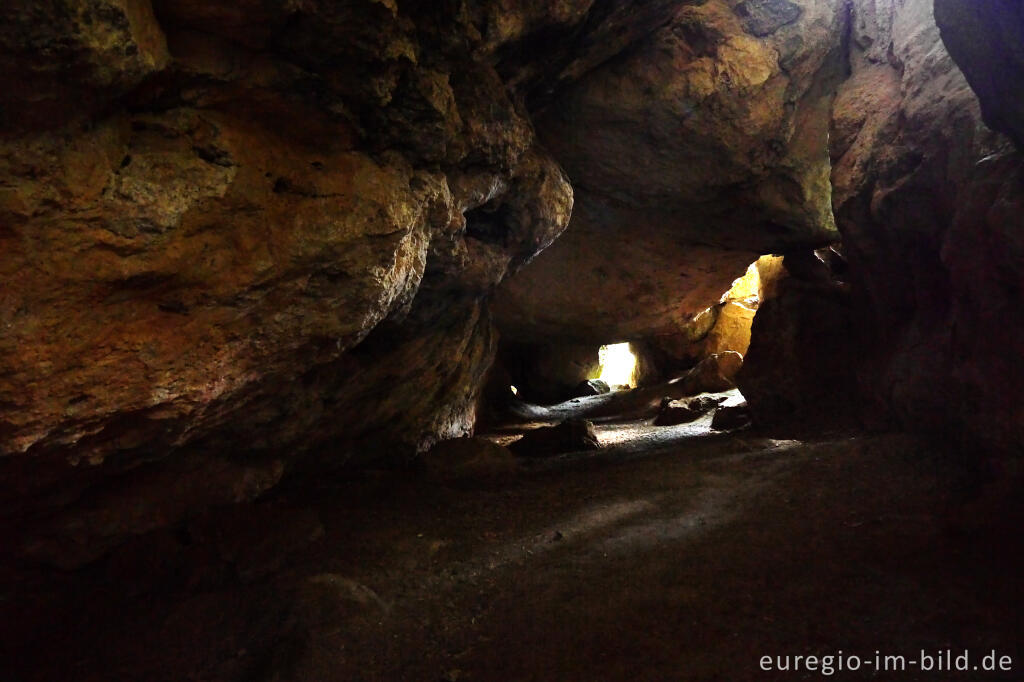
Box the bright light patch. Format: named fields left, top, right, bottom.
left=510, top=385, right=519, bottom=396
left=597, top=342, right=637, bottom=389
left=722, top=259, right=763, bottom=305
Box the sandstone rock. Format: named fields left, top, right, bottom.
left=698, top=255, right=785, bottom=359
left=653, top=402, right=702, bottom=427
left=736, top=275, right=856, bottom=431
left=687, top=395, right=729, bottom=413
left=494, top=0, right=844, bottom=345
left=509, top=419, right=600, bottom=457
left=5, top=0, right=1023, bottom=579
left=643, top=255, right=784, bottom=372
left=0, top=0, right=578, bottom=566
left=703, top=301, right=757, bottom=358
left=0, top=0, right=170, bottom=131
left=679, top=352, right=744, bottom=395
left=827, top=0, right=1021, bottom=451
left=0, top=109, right=450, bottom=462
left=782, top=249, right=834, bottom=285
left=711, top=404, right=752, bottom=431
left=654, top=395, right=724, bottom=426
left=938, top=152, right=1024, bottom=454
left=736, top=0, right=804, bottom=37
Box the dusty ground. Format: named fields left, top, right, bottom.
left=5, top=417, right=1023, bottom=681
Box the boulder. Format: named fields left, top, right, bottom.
left=679, top=352, right=745, bottom=395
left=654, top=395, right=724, bottom=426
left=653, top=402, right=702, bottom=427
left=711, top=404, right=752, bottom=431
left=509, top=419, right=600, bottom=457
left=575, top=379, right=611, bottom=397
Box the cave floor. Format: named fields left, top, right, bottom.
left=10, top=426, right=1024, bottom=681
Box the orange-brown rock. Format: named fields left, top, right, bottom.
left=0, top=0, right=584, bottom=566
left=680, top=351, right=744, bottom=395
left=644, top=255, right=783, bottom=373
left=0, top=0, right=170, bottom=131
left=495, top=0, right=844, bottom=345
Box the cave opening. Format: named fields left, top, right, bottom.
left=596, top=342, right=637, bottom=390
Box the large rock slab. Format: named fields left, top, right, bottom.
left=495, top=0, right=844, bottom=344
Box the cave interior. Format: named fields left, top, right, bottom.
left=1, top=0, right=1023, bottom=679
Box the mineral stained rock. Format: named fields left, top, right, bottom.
left=494, top=0, right=844, bottom=345
left=0, top=0, right=585, bottom=566
left=737, top=0, right=1024, bottom=449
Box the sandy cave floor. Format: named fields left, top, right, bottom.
left=6, top=411, right=1024, bottom=682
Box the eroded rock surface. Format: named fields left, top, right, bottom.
left=826, top=0, right=1023, bottom=451
left=0, top=0, right=589, bottom=565
left=494, top=0, right=844, bottom=345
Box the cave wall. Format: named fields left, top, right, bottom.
left=934, top=0, right=1024, bottom=149
left=4, top=0, right=1024, bottom=569
left=2, top=0, right=664, bottom=566
left=824, top=0, right=1023, bottom=452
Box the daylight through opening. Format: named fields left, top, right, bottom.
left=597, top=342, right=637, bottom=390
